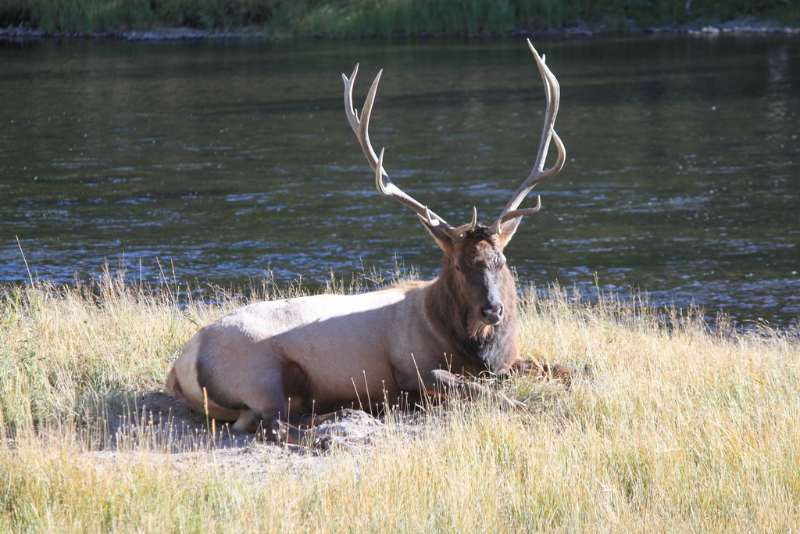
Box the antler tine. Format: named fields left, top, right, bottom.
left=343, top=64, right=363, bottom=141
left=488, top=40, right=566, bottom=235
left=343, top=66, right=476, bottom=241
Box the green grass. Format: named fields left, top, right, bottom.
left=1, top=270, right=799, bottom=531
left=0, top=0, right=798, bottom=35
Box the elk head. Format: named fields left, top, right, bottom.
left=342, top=40, right=565, bottom=333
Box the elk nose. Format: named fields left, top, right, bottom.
left=481, top=303, right=504, bottom=325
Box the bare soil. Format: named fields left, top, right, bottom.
left=94, top=392, right=431, bottom=473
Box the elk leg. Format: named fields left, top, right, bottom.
left=295, top=408, right=364, bottom=428
left=249, top=407, right=331, bottom=449
left=236, top=372, right=330, bottom=448
left=511, top=359, right=571, bottom=385
left=273, top=421, right=331, bottom=449
left=427, top=369, right=522, bottom=409
left=232, top=410, right=256, bottom=432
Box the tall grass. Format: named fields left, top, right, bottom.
left=0, top=0, right=798, bottom=35
left=3, top=274, right=214, bottom=432
left=1, top=272, right=799, bottom=531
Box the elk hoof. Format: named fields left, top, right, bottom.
left=253, top=420, right=289, bottom=443
left=311, top=435, right=332, bottom=450
left=541, top=363, right=572, bottom=386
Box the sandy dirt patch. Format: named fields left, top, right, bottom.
left=91, top=392, right=433, bottom=473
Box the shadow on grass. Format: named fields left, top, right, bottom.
left=105, top=391, right=404, bottom=455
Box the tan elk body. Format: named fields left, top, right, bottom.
left=166, top=40, right=567, bottom=446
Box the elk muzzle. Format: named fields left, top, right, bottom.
left=481, top=302, right=504, bottom=325
left=478, top=276, right=506, bottom=325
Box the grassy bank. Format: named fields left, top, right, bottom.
left=0, top=0, right=798, bottom=36
left=1, top=272, right=799, bottom=531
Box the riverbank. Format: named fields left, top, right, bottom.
left=2, top=18, right=800, bottom=42
left=0, top=0, right=798, bottom=41
left=1, top=274, right=798, bottom=531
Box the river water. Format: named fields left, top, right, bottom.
left=0, top=35, right=798, bottom=326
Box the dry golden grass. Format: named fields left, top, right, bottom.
left=1, top=271, right=798, bottom=532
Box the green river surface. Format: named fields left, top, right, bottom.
left=1, top=34, right=798, bottom=326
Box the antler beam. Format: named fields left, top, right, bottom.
left=343, top=65, right=476, bottom=241
left=487, top=39, right=566, bottom=235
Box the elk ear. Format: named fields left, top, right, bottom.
left=417, top=214, right=456, bottom=252
left=496, top=217, right=523, bottom=249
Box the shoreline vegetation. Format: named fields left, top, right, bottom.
left=1, top=272, right=799, bottom=530
left=0, top=0, right=799, bottom=40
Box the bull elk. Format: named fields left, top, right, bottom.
left=165, top=40, right=568, bottom=447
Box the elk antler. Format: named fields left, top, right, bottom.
left=487, top=39, right=566, bottom=235
left=343, top=65, right=477, bottom=241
